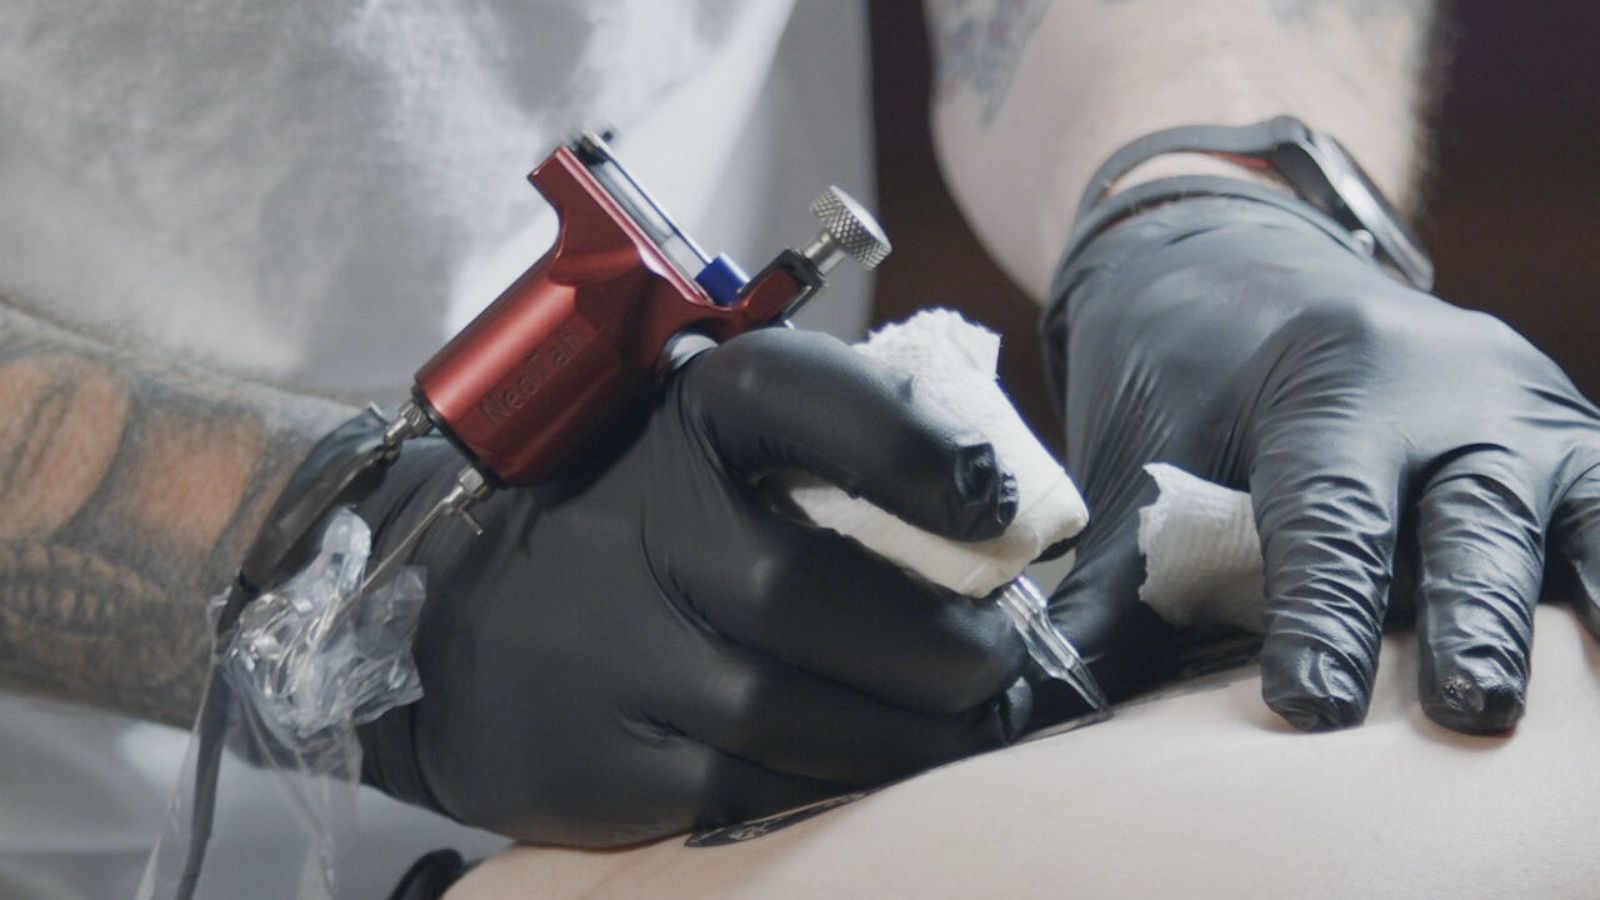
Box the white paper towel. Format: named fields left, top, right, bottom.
left=1137, top=463, right=1266, bottom=633
left=786, top=310, right=1089, bottom=597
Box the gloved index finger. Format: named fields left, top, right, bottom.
left=686, top=328, right=1018, bottom=542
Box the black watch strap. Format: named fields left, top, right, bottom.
left=1075, top=117, right=1306, bottom=221
left=1057, top=175, right=1377, bottom=285
left=1071, top=116, right=1433, bottom=291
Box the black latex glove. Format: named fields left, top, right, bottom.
left=356, top=328, right=1030, bottom=845
left=1043, top=191, right=1600, bottom=733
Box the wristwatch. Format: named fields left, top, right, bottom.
left=1072, top=116, right=1434, bottom=291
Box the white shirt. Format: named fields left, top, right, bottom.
left=0, top=1, right=874, bottom=896
left=0, top=0, right=873, bottom=394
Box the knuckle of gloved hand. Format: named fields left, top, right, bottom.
left=1462, top=470, right=1544, bottom=525
left=1462, top=309, right=1558, bottom=374
left=921, top=604, right=1030, bottom=713
left=966, top=677, right=1034, bottom=752
left=735, top=543, right=819, bottom=618
left=694, top=328, right=868, bottom=416
left=932, top=439, right=1018, bottom=541
left=1283, top=290, right=1536, bottom=372
left=867, top=372, right=1018, bottom=538
left=692, top=329, right=791, bottom=405
left=1278, top=296, right=1412, bottom=357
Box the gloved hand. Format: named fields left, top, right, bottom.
left=355, top=328, right=1030, bottom=845
left=1043, top=192, right=1600, bottom=733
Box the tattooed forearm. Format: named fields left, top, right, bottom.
left=1270, top=0, right=1444, bottom=88
left=929, top=0, right=1052, bottom=126
left=0, top=301, right=350, bottom=726
left=927, top=0, right=1431, bottom=128
left=926, top=0, right=1439, bottom=300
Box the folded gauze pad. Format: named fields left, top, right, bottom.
left=1137, top=463, right=1266, bottom=633
left=786, top=309, right=1089, bottom=597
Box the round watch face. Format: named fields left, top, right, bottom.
left=1305, top=132, right=1435, bottom=291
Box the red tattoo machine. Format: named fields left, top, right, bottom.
left=165, top=132, right=891, bottom=900
left=361, top=132, right=891, bottom=581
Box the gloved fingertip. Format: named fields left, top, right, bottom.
left=998, top=677, right=1034, bottom=745
left=1261, top=641, right=1370, bottom=731
left=1421, top=660, right=1526, bottom=734
left=1023, top=662, right=1100, bottom=729
left=1266, top=692, right=1367, bottom=732
left=950, top=443, right=1018, bottom=541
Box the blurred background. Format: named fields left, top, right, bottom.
left=868, top=0, right=1600, bottom=455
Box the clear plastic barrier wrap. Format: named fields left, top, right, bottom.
left=140, top=508, right=425, bottom=899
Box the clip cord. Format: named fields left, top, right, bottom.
left=172, top=637, right=234, bottom=899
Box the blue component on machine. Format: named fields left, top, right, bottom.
left=695, top=254, right=750, bottom=306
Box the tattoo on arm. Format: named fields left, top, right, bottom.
left=929, top=0, right=1052, bottom=126
left=0, top=300, right=350, bottom=727
left=1269, top=0, right=1434, bottom=25
left=928, top=0, right=1437, bottom=130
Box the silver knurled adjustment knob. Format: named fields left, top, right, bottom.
left=799, top=186, right=892, bottom=274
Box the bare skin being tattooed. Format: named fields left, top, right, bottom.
left=0, top=301, right=349, bottom=726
